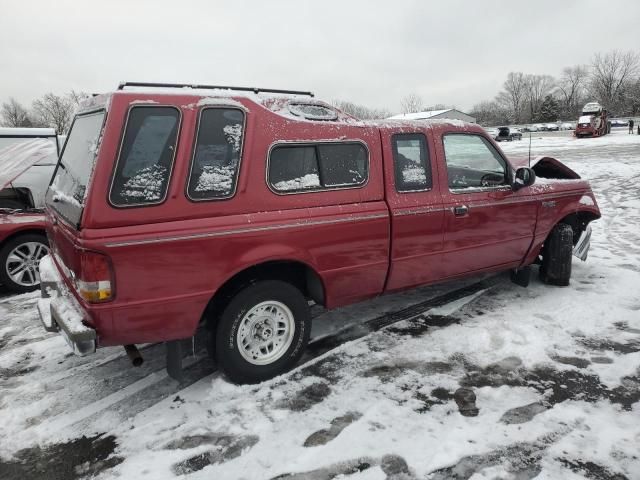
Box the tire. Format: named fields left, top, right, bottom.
left=0, top=233, right=50, bottom=293
left=214, top=280, right=311, bottom=384
left=539, top=223, right=573, bottom=286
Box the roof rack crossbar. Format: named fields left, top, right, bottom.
left=117, top=81, right=314, bottom=97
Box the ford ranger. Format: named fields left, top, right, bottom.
left=37, top=82, right=600, bottom=384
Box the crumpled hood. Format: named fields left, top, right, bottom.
left=509, top=155, right=581, bottom=179
left=0, top=139, right=57, bottom=190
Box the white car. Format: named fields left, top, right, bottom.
left=484, top=128, right=499, bottom=139
left=0, top=128, right=61, bottom=209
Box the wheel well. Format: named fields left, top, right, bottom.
left=0, top=228, right=48, bottom=249
left=559, top=211, right=598, bottom=245
left=201, top=260, right=325, bottom=330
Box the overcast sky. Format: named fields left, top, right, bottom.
left=1, top=0, right=638, bottom=113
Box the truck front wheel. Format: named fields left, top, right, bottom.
left=539, top=223, right=573, bottom=286
left=213, top=280, right=311, bottom=384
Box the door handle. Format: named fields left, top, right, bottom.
left=453, top=205, right=469, bottom=216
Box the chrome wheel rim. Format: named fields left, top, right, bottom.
left=5, top=241, right=49, bottom=287
left=237, top=300, right=295, bottom=365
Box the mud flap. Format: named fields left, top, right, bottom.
left=166, top=340, right=184, bottom=381
left=510, top=266, right=531, bottom=287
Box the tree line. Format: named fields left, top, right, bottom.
left=3, top=50, right=638, bottom=129
left=470, top=50, right=640, bottom=126
left=1, top=91, right=88, bottom=134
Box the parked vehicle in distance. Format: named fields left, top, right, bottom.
left=0, top=129, right=60, bottom=292
left=38, top=82, right=601, bottom=384
left=533, top=124, right=546, bottom=131
left=545, top=123, right=560, bottom=131
left=495, top=126, right=522, bottom=141
left=560, top=122, right=575, bottom=130
left=575, top=102, right=610, bottom=138
left=484, top=127, right=499, bottom=139
left=610, top=119, right=628, bottom=128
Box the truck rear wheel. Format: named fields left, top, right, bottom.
left=213, top=280, right=311, bottom=384
left=539, top=223, right=573, bottom=286
left=0, top=233, right=50, bottom=293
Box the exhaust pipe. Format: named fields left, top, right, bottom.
left=124, top=344, right=144, bottom=367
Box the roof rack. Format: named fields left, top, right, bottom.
left=117, top=81, right=314, bottom=97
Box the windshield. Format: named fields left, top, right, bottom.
left=46, top=111, right=105, bottom=227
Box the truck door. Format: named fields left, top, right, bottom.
left=435, top=132, right=537, bottom=277
left=382, top=129, right=446, bottom=291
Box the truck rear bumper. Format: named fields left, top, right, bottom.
left=37, top=255, right=96, bottom=356
left=573, top=225, right=592, bottom=261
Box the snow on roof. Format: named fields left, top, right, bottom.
left=388, top=109, right=452, bottom=120
left=582, top=102, right=602, bottom=113
left=366, top=118, right=475, bottom=129
left=0, top=127, right=56, bottom=137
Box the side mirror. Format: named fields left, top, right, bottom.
left=513, top=167, right=536, bottom=191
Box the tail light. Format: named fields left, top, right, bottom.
left=77, top=250, right=114, bottom=303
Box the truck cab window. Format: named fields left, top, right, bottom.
left=443, top=134, right=507, bottom=190
left=392, top=133, right=431, bottom=192
left=269, top=142, right=367, bottom=193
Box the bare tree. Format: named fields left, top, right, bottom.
left=423, top=103, right=453, bottom=111
left=524, top=74, right=556, bottom=122
left=495, top=72, right=527, bottom=123
left=626, top=78, right=640, bottom=115
left=590, top=50, right=640, bottom=112
left=332, top=100, right=392, bottom=120
left=32, top=93, right=75, bottom=134
left=469, top=100, right=509, bottom=126
left=0, top=98, right=33, bottom=127
left=68, top=90, right=90, bottom=108
left=557, top=65, right=590, bottom=118
left=400, top=93, right=423, bottom=114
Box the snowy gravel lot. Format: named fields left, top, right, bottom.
left=1, top=130, right=639, bottom=480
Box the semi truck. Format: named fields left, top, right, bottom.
left=575, top=102, right=610, bottom=138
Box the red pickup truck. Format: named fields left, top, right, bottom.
left=37, top=82, right=600, bottom=383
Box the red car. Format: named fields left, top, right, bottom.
left=37, top=82, right=601, bottom=383
left=0, top=132, right=59, bottom=293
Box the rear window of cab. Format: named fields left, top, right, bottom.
left=268, top=142, right=368, bottom=193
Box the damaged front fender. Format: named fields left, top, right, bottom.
left=531, top=156, right=581, bottom=180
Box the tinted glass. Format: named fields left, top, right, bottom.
left=392, top=133, right=431, bottom=192
left=317, top=144, right=367, bottom=187
left=269, top=143, right=368, bottom=193
left=443, top=134, right=507, bottom=189
left=187, top=108, right=244, bottom=200
left=110, top=106, right=179, bottom=206
left=269, top=146, right=320, bottom=192
left=47, top=111, right=105, bottom=226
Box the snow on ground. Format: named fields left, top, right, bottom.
left=1, top=130, right=640, bottom=479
